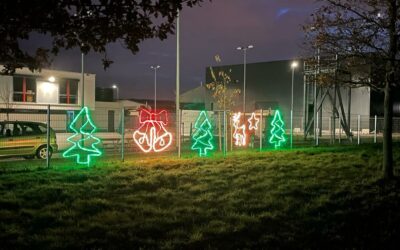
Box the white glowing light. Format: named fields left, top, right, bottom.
left=248, top=112, right=260, bottom=131
left=232, top=112, right=247, bottom=146
left=42, top=82, right=55, bottom=94
left=48, top=76, right=55, bottom=82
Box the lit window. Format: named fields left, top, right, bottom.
left=13, top=76, right=36, bottom=102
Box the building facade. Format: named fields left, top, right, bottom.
left=0, top=67, right=96, bottom=131
left=180, top=59, right=376, bottom=134
left=0, top=67, right=143, bottom=134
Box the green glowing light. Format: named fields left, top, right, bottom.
left=191, top=111, right=215, bottom=156
left=63, top=107, right=102, bottom=165
left=269, top=110, right=286, bottom=149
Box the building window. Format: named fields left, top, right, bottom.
left=59, top=79, right=78, bottom=104
left=13, top=76, right=36, bottom=102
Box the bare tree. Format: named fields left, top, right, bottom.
left=304, top=0, right=399, bottom=179
left=206, top=55, right=241, bottom=111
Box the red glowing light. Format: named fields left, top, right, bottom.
left=133, top=108, right=173, bottom=153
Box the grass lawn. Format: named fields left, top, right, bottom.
left=1, top=145, right=400, bottom=249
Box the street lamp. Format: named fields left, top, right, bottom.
left=112, top=84, right=119, bottom=101
left=150, top=65, right=160, bottom=111
left=290, top=61, right=299, bottom=149
left=237, top=45, right=254, bottom=115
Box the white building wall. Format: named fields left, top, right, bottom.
left=319, top=86, right=370, bottom=132
left=0, top=75, right=13, bottom=104
left=0, top=67, right=96, bottom=111
left=350, top=87, right=370, bottom=116
left=81, top=73, right=96, bottom=110
left=93, top=101, right=123, bottom=132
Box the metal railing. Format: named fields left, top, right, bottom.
left=0, top=106, right=399, bottom=167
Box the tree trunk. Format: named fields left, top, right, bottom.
left=383, top=0, right=397, bottom=179
left=383, top=78, right=393, bottom=179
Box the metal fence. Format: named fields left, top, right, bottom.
left=1, top=106, right=400, bottom=167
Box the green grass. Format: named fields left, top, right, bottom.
left=1, top=144, right=400, bottom=249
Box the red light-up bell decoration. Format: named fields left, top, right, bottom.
left=133, top=108, right=173, bottom=153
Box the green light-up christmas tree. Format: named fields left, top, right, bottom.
left=63, top=107, right=102, bottom=165
left=191, top=111, right=214, bottom=156
left=269, top=110, right=286, bottom=149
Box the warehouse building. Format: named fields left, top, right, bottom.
left=181, top=59, right=400, bottom=135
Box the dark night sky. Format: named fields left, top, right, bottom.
left=29, top=0, right=318, bottom=100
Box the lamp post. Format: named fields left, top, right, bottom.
left=176, top=9, right=181, bottom=157
left=81, top=53, right=85, bottom=108
left=112, top=84, right=119, bottom=101
left=236, top=45, right=254, bottom=115
left=290, top=61, right=299, bottom=149
left=151, top=65, right=160, bottom=111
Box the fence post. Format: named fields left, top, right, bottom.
left=290, top=110, right=293, bottom=149
left=218, top=112, right=222, bottom=151
left=46, top=105, right=50, bottom=169
left=301, top=116, right=303, bottom=132
left=190, top=122, right=192, bottom=139
left=374, top=115, right=377, bottom=143
left=230, top=113, right=233, bottom=151
left=329, top=117, right=332, bottom=144
left=338, top=112, right=341, bottom=144
left=316, top=111, right=319, bottom=146
left=357, top=114, right=360, bottom=145
left=223, top=110, right=227, bottom=156
left=178, top=109, right=182, bottom=158
left=260, top=109, right=263, bottom=151
left=121, top=108, right=125, bottom=162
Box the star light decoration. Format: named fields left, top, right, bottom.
left=133, top=108, right=173, bottom=153
left=247, top=112, right=260, bottom=131
left=62, top=107, right=102, bottom=165
left=232, top=112, right=247, bottom=146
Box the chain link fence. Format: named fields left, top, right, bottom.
left=1, top=106, right=400, bottom=166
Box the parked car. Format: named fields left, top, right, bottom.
left=0, top=121, right=58, bottom=159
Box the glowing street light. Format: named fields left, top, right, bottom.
left=236, top=45, right=254, bottom=115
left=112, top=84, right=119, bottom=101
left=290, top=61, right=299, bottom=149
left=150, top=65, right=160, bottom=111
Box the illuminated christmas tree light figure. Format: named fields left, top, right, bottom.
left=63, top=107, right=102, bottom=165
left=269, top=110, right=286, bottom=149
left=191, top=111, right=214, bottom=156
